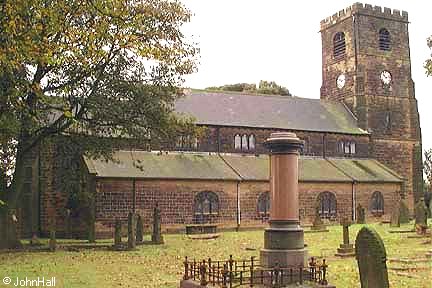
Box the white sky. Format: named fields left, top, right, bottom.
left=180, top=0, right=432, bottom=152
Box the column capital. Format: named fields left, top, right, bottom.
left=264, top=132, right=304, bottom=154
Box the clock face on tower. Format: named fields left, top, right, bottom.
left=380, top=70, right=392, bottom=85
left=336, top=74, right=346, bottom=89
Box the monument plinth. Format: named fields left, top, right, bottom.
left=260, top=132, right=307, bottom=268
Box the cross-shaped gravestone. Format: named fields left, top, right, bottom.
left=113, top=219, right=122, bottom=250
left=390, top=203, right=400, bottom=228
left=335, top=217, right=355, bottom=257
left=356, top=204, right=365, bottom=224
left=136, top=214, right=144, bottom=244
left=128, top=212, right=137, bottom=250
left=311, top=201, right=326, bottom=231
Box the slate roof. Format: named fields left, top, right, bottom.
left=174, top=91, right=367, bottom=135
left=83, top=151, right=240, bottom=180
left=326, top=158, right=404, bottom=183
left=220, top=155, right=352, bottom=182
left=84, top=151, right=402, bottom=183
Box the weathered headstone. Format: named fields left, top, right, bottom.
left=356, top=204, right=366, bottom=224
left=429, top=197, right=432, bottom=218
left=88, top=222, right=96, bottom=243
left=128, top=212, right=136, bottom=249
left=390, top=205, right=400, bottom=228
left=65, top=209, right=72, bottom=239
left=414, top=198, right=428, bottom=235
left=415, top=198, right=428, bottom=226
left=30, top=233, right=42, bottom=246
left=151, top=203, right=164, bottom=244
left=355, top=227, right=389, bottom=288
left=335, top=217, right=355, bottom=257
left=114, top=219, right=122, bottom=250
left=136, top=214, right=144, bottom=244
left=311, top=202, right=326, bottom=231
left=49, top=230, right=56, bottom=252
left=399, top=201, right=410, bottom=224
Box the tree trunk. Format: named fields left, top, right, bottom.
left=2, top=142, right=28, bottom=249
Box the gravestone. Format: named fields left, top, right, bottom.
left=114, top=219, right=122, bottom=249
left=414, top=198, right=428, bottom=234
left=136, top=214, right=144, bottom=244
left=355, top=227, right=389, bottom=288
left=128, top=212, right=136, bottom=249
left=151, top=203, right=164, bottom=244
left=30, top=233, right=42, bottom=246
left=49, top=230, right=56, bottom=252
left=390, top=205, right=400, bottom=228
left=311, top=202, right=326, bottom=231
left=335, top=217, right=355, bottom=257
left=399, top=201, right=410, bottom=224
left=356, top=204, right=366, bottom=224
left=88, top=221, right=96, bottom=243
left=429, top=197, right=432, bottom=217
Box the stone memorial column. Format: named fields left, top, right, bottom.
left=260, top=132, right=307, bottom=268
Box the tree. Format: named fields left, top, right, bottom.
left=425, top=36, right=432, bottom=76
left=0, top=0, right=198, bottom=249
left=424, top=149, right=432, bottom=186
left=206, top=80, right=292, bottom=96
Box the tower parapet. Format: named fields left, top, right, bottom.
left=320, top=2, right=408, bottom=31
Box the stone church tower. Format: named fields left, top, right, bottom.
left=319, top=3, right=423, bottom=210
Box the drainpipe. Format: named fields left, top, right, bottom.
left=236, top=181, right=241, bottom=230
left=352, top=181, right=357, bottom=222
left=323, top=133, right=327, bottom=158
left=216, top=127, right=221, bottom=153
left=218, top=154, right=243, bottom=230
left=132, top=179, right=136, bottom=213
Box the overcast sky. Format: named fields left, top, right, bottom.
left=180, top=0, right=432, bottom=152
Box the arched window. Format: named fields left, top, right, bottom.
left=257, top=192, right=270, bottom=217
left=192, top=137, right=199, bottom=149
left=379, top=28, right=391, bottom=51
left=370, top=191, right=384, bottom=214
left=318, top=192, right=337, bottom=219
left=194, top=191, right=219, bottom=223
left=301, top=138, right=308, bottom=155
left=333, top=32, right=346, bottom=58
left=350, top=142, right=356, bottom=154
left=338, top=140, right=356, bottom=155
left=241, top=134, right=248, bottom=151
left=248, top=135, right=256, bottom=151
left=234, top=134, right=241, bottom=150
left=344, top=141, right=351, bottom=154
left=338, top=141, right=344, bottom=154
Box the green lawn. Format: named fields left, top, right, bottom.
left=0, top=223, right=430, bottom=288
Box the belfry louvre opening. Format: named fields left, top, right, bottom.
left=379, top=28, right=391, bottom=51
left=333, top=32, right=346, bottom=58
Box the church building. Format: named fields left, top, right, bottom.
left=18, top=3, right=423, bottom=238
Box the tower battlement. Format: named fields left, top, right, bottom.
left=320, top=2, right=408, bottom=31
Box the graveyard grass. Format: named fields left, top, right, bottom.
left=0, top=222, right=430, bottom=288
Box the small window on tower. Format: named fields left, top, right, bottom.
left=333, top=32, right=346, bottom=58
left=379, top=28, right=391, bottom=51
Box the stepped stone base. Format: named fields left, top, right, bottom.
left=260, top=248, right=308, bottom=268
left=335, top=244, right=355, bottom=257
